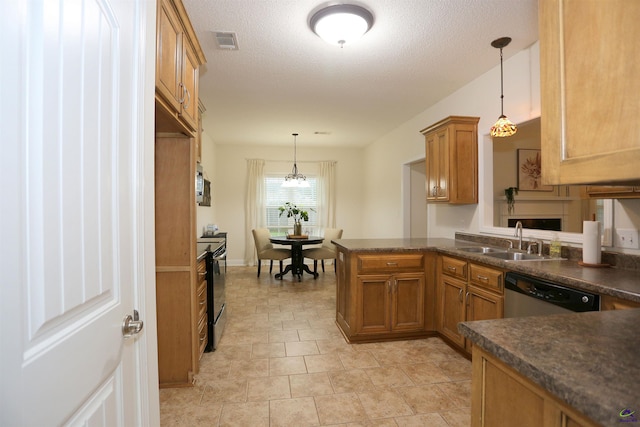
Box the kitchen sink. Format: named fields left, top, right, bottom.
left=484, top=251, right=554, bottom=261
left=457, top=246, right=506, bottom=254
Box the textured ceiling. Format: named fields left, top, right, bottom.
left=182, top=0, right=538, bottom=147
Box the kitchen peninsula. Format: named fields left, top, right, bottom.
left=333, top=237, right=640, bottom=427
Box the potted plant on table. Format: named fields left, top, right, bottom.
left=279, top=202, right=311, bottom=236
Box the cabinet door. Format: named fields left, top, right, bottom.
left=540, top=0, right=640, bottom=184
left=425, top=131, right=439, bottom=201
left=357, top=275, right=391, bottom=335
left=425, top=128, right=449, bottom=201
left=465, top=286, right=503, bottom=352
left=180, top=41, right=199, bottom=131
left=440, top=276, right=465, bottom=347
left=391, top=273, right=425, bottom=332
left=156, top=0, right=183, bottom=111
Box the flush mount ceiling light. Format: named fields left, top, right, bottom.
left=490, top=37, right=518, bottom=138
left=309, top=4, right=374, bottom=48
left=283, top=133, right=310, bottom=187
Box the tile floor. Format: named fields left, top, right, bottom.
left=160, top=265, right=472, bottom=426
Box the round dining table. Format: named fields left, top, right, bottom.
left=269, top=235, right=324, bottom=281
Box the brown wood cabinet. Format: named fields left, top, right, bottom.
left=471, top=346, right=599, bottom=427
left=437, top=256, right=504, bottom=354
left=540, top=0, right=640, bottom=185
left=154, top=0, right=205, bottom=388
left=155, top=135, right=201, bottom=388
left=420, top=116, right=480, bottom=204
left=155, top=0, right=205, bottom=134
left=196, top=257, right=208, bottom=355
left=336, top=249, right=437, bottom=342
left=601, top=294, right=640, bottom=310
left=585, top=186, right=640, bottom=199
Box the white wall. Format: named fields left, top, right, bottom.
left=209, top=144, right=364, bottom=265
left=204, top=40, right=640, bottom=260
left=196, top=131, right=218, bottom=236
left=362, top=43, right=541, bottom=239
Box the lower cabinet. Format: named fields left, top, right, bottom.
left=601, top=294, right=640, bottom=310
left=471, top=346, right=598, bottom=427
left=336, top=249, right=437, bottom=342
left=358, top=273, right=425, bottom=335
left=437, top=255, right=504, bottom=354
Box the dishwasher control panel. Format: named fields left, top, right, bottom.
left=505, top=272, right=600, bottom=312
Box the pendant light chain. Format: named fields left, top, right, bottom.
left=490, top=36, right=517, bottom=138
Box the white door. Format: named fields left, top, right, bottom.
left=0, top=0, right=159, bottom=425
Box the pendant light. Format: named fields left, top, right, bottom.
left=490, top=37, right=517, bottom=138
left=309, top=4, right=374, bottom=48
left=282, top=133, right=310, bottom=187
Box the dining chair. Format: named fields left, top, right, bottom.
left=302, top=228, right=343, bottom=274
left=251, top=228, right=291, bottom=277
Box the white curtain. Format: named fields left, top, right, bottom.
left=244, top=159, right=265, bottom=265
left=317, top=161, right=337, bottom=231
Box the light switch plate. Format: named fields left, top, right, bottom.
left=615, top=228, right=640, bottom=249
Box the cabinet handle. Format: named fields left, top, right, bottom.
left=447, top=266, right=457, bottom=272
left=386, top=262, right=398, bottom=267
left=465, top=291, right=470, bottom=305
left=432, top=186, right=437, bottom=196
left=178, top=82, right=185, bottom=103
left=199, top=300, right=206, bottom=306
left=476, top=274, right=488, bottom=281
left=458, top=288, right=463, bottom=302
left=184, top=87, right=191, bottom=109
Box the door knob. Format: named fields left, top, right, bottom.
left=122, top=309, right=144, bottom=338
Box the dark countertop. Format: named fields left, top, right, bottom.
left=332, top=238, right=640, bottom=303
left=197, top=238, right=225, bottom=260
left=335, top=237, right=640, bottom=426
left=459, top=309, right=640, bottom=427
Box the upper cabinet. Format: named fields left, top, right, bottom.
left=540, top=0, right=640, bottom=185
left=155, top=0, right=205, bottom=134
left=421, top=116, right=479, bottom=204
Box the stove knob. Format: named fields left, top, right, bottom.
left=581, top=296, right=589, bottom=303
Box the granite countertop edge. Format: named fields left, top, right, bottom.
left=333, top=238, right=640, bottom=303
left=459, top=310, right=640, bottom=427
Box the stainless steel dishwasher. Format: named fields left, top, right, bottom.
left=504, top=272, right=600, bottom=317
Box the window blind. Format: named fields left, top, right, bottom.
left=265, top=175, right=318, bottom=235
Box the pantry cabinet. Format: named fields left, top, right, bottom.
left=540, top=0, right=640, bottom=185
left=155, top=0, right=205, bottom=134
left=335, top=249, right=437, bottom=342
left=437, top=256, right=504, bottom=354
left=420, top=116, right=480, bottom=204
left=155, top=135, right=201, bottom=387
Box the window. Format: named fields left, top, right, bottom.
left=265, top=175, right=318, bottom=235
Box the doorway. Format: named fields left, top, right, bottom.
left=403, top=159, right=428, bottom=238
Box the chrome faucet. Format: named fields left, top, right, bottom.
left=526, top=238, right=544, bottom=255
left=514, top=221, right=523, bottom=250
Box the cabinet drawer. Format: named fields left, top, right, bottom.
left=469, top=264, right=503, bottom=294
left=197, top=280, right=207, bottom=319
left=441, top=256, right=467, bottom=280
left=197, top=315, right=207, bottom=357
left=357, top=253, right=424, bottom=272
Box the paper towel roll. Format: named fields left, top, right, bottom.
left=583, top=220, right=602, bottom=264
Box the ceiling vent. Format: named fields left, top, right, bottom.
left=214, top=32, right=239, bottom=50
